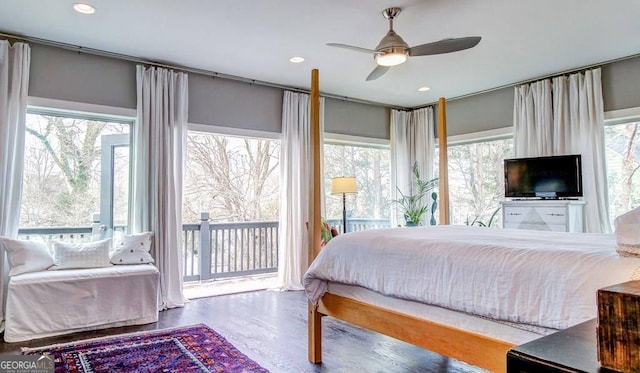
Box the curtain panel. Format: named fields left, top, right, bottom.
left=390, top=106, right=436, bottom=226
left=0, top=41, right=30, bottom=330
left=278, top=91, right=324, bottom=290
left=131, top=65, right=188, bottom=309
left=513, top=68, right=610, bottom=233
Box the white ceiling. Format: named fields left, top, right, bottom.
left=1, top=0, right=639, bottom=108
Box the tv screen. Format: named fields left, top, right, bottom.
left=504, top=154, right=583, bottom=198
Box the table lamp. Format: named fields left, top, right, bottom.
left=331, top=177, right=357, bottom=233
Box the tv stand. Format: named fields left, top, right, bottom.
left=501, top=200, right=585, bottom=232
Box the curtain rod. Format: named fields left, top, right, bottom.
left=0, top=31, right=406, bottom=110
left=413, top=51, right=640, bottom=110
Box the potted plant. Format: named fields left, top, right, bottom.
left=393, top=163, right=438, bottom=226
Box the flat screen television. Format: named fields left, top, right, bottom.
left=504, top=154, right=583, bottom=198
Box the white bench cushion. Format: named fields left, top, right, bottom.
left=4, top=264, right=159, bottom=342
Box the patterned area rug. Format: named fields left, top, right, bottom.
left=22, top=324, right=269, bottom=373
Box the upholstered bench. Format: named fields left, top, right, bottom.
left=4, top=264, right=159, bottom=342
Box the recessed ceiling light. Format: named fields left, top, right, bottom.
left=418, top=86, right=431, bottom=92
left=73, top=3, right=96, bottom=14
left=289, top=56, right=305, bottom=63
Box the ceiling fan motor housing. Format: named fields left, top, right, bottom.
left=375, top=8, right=409, bottom=64
left=374, top=30, right=409, bottom=65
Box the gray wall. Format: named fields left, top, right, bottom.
left=435, top=87, right=513, bottom=137
left=29, top=44, right=137, bottom=109
left=602, top=56, right=640, bottom=112
left=439, top=55, right=640, bottom=136
left=189, top=73, right=282, bottom=133
left=24, top=41, right=391, bottom=138
left=20, top=40, right=640, bottom=140
left=324, top=98, right=390, bottom=140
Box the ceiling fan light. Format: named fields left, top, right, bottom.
left=376, top=52, right=407, bottom=67
left=73, top=3, right=96, bottom=14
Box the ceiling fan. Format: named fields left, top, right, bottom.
left=327, top=7, right=481, bottom=81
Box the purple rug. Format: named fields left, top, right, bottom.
left=22, top=324, right=269, bottom=373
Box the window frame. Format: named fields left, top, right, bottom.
left=23, top=98, right=136, bottom=233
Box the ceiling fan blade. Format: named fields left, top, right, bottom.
left=326, top=43, right=376, bottom=54
left=366, top=65, right=390, bottom=81
left=408, top=36, right=481, bottom=56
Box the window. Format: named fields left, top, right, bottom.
left=183, top=131, right=280, bottom=223
left=443, top=137, right=513, bottom=226
left=20, top=111, right=131, bottom=237
left=323, top=142, right=391, bottom=231
left=604, top=120, right=640, bottom=225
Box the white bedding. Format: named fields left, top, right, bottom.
left=328, top=282, right=551, bottom=345
left=303, top=225, right=640, bottom=330
left=5, top=264, right=159, bottom=342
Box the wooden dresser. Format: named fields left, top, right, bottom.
left=501, top=200, right=585, bottom=232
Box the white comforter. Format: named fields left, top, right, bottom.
left=303, top=225, right=640, bottom=330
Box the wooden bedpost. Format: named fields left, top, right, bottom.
left=438, top=97, right=450, bottom=225
left=309, top=68, right=322, bottom=263
left=308, top=68, right=323, bottom=363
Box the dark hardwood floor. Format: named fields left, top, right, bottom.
left=1, top=290, right=485, bottom=372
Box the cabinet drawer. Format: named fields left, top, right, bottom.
left=504, top=222, right=568, bottom=232
left=533, top=207, right=567, bottom=224
left=504, top=206, right=567, bottom=225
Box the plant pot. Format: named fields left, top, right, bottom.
left=405, top=221, right=418, bottom=227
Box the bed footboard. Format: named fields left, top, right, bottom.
left=309, top=293, right=514, bottom=373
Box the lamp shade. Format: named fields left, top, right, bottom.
left=331, top=177, right=357, bottom=195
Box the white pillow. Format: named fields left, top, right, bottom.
left=0, top=236, right=54, bottom=276
left=614, top=206, right=640, bottom=257
left=110, top=231, right=154, bottom=265
left=50, top=239, right=112, bottom=270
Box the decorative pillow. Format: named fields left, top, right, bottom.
left=110, top=231, right=154, bottom=265
left=0, top=236, right=54, bottom=276
left=614, top=206, right=640, bottom=257
left=50, top=239, right=112, bottom=270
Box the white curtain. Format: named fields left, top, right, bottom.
left=513, top=68, right=610, bottom=233
left=514, top=80, right=553, bottom=157
left=130, top=65, right=188, bottom=309
left=390, top=107, right=436, bottom=226
left=0, top=41, right=30, bottom=330
left=278, top=91, right=324, bottom=290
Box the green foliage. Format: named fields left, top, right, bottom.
left=465, top=206, right=501, bottom=228
left=394, top=163, right=438, bottom=226
left=320, top=218, right=333, bottom=244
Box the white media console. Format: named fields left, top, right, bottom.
left=500, top=200, right=585, bottom=233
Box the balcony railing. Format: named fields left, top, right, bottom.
left=326, top=218, right=391, bottom=233
left=182, top=214, right=279, bottom=282
left=18, top=214, right=279, bottom=283
left=18, top=215, right=390, bottom=283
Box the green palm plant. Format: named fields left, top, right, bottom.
left=393, top=163, right=438, bottom=226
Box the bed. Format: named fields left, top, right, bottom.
left=303, top=225, right=640, bottom=372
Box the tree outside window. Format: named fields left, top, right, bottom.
left=183, top=132, right=280, bottom=223
left=440, top=137, right=513, bottom=227
left=605, top=121, right=640, bottom=225
left=20, top=113, right=130, bottom=230
left=323, top=143, right=391, bottom=229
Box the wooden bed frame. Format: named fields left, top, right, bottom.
left=305, top=70, right=514, bottom=372
left=308, top=294, right=515, bottom=372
